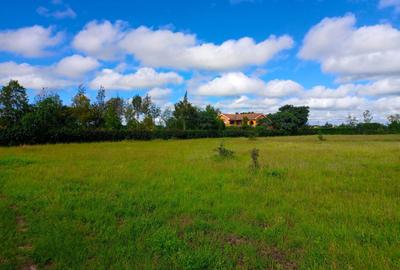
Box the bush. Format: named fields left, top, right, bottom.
left=214, top=142, right=234, bottom=158
left=250, top=148, right=260, bottom=171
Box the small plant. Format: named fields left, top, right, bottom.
left=250, top=148, right=260, bottom=171
left=318, top=133, right=326, bottom=141
left=214, top=142, right=234, bottom=158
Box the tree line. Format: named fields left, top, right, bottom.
left=0, top=80, right=399, bottom=145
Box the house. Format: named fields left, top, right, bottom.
left=219, top=113, right=266, bottom=127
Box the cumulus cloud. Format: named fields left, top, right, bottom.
left=54, top=55, right=99, bottom=78
left=0, top=25, right=63, bottom=57
left=0, top=61, right=73, bottom=90
left=72, top=21, right=126, bottom=60
left=194, top=72, right=302, bottom=97
left=299, top=14, right=400, bottom=80
left=73, top=21, right=293, bottom=70
left=379, top=0, right=400, bottom=13
left=89, top=67, right=183, bottom=90
left=121, top=27, right=293, bottom=70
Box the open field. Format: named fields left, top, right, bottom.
left=0, top=135, right=399, bottom=269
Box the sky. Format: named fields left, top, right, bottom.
left=1, top=0, right=400, bottom=124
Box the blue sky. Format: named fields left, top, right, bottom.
left=0, top=0, right=400, bottom=124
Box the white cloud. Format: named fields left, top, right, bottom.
left=299, top=14, right=400, bottom=80
left=121, top=26, right=293, bottom=70
left=72, top=21, right=126, bottom=61
left=379, top=0, right=400, bottom=13
left=0, top=61, right=73, bottom=90
left=194, top=72, right=302, bottom=97
left=147, top=87, right=172, bottom=100
left=0, top=25, right=63, bottom=57
left=37, top=6, right=76, bottom=19
left=55, top=54, right=99, bottom=78
left=73, top=21, right=293, bottom=70
left=90, top=67, right=183, bottom=90
left=147, top=88, right=172, bottom=105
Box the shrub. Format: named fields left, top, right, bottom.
left=214, top=142, right=234, bottom=158
left=250, top=148, right=260, bottom=171
left=317, top=133, right=326, bottom=141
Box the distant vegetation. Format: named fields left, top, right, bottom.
left=0, top=80, right=399, bottom=145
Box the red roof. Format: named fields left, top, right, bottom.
left=220, top=113, right=265, bottom=121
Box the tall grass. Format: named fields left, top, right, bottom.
left=0, top=135, right=399, bottom=269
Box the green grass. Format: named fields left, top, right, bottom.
left=0, top=135, right=399, bottom=269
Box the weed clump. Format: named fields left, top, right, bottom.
left=214, top=142, right=234, bottom=158
left=318, top=133, right=326, bottom=141
left=250, top=148, right=260, bottom=171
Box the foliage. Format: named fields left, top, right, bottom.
left=71, top=85, right=92, bottom=127
left=0, top=80, right=29, bottom=128
left=363, top=110, right=373, bottom=123
left=249, top=148, right=260, bottom=171
left=388, top=114, right=400, bottom=130
left=214, top=142, right=234, bottom=158
left=173, top=91, right=199, bottom=130
left=265, top=105, right=309, bottom=133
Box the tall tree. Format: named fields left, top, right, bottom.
left=104, top=97, right=123, bottom=130
left=278, top=105, right=309, bottom=128
left=92, top=86, right=106, bottom=128
left=0, top=80, right=29, bottom=128
left=363, top=110, right=373, bottom=123
left=173, top=91, right=199, bottom=130
left=71, top=85, right=91, bottom=127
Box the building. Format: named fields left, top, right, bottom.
left=219, top=113, right=266, bottom=127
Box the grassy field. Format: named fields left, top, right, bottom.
left=0, top=135, right=399, bottom=269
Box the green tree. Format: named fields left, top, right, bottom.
left=0, top=80, right=29, bottom=128
left=198, top=105, right=224, bottom=130
left=173, top=91, right=199, bottom=130
left=268, top=110, right=299, bottom=133
left=104, top=97, right=123, bottom=130
left=21, top=93, right=66, bottom=141
left=388, top=114, right=400, bottom=130
left=71, top=85, right=91, bottom=127
left=92, top=86, right=106, bottom=128
left=363, top=110, right=373, bottom=123
left=278, top=104, right=309, bottom=128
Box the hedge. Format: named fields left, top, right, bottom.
left=0, top=126, right=399, bottom=146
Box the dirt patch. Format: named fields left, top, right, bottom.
left=18, top=243, right=33, bottom=251
left=225, top=234, right=248, bottom=246
left=259, top=246, right=297, bottom=270
left=220, top=233, right=297, bottom=270
left=171, top=215, right=194, bottom=239
left=16, top=216, right=28, bottom=232
left=20, top=263, right=37, bottom=270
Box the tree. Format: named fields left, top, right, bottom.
left=21, top=93, right=66, bottom=140
left=71, top=85, right=91, bottom=127
left=92, top=86, right=106, bottom=128
left=346, top=114, right=358, bottom=127
left=0, top=80, right=29, bottom=128
left=160, top=107, right=173, bottom=127
left=387, top=114, right=400, bottom=129
left=197, top=105, right=224, bottom=130
left=268, top=110, right=299, bottom=133
left=278, top=105, right=309, bottom=128
left=105, top=97, right=124, bottom=130
left=363, top=110, right=373, bottom=123
left=265, top=104, right=310, bottom=133
left=173, top=91, right=199, bottom=130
